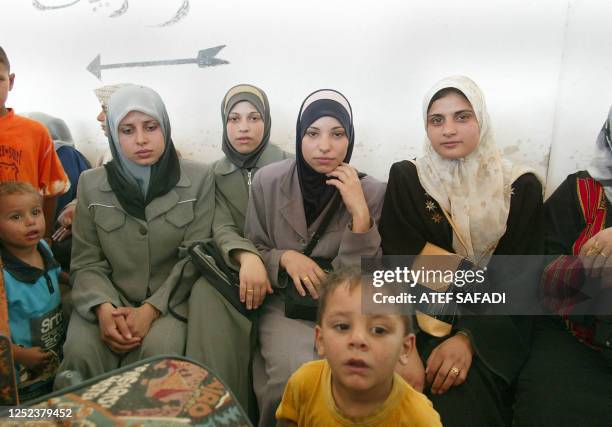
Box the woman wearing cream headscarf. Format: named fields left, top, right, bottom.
left=58, top=85, right=215, bottom=379
left=186, top=84, right=291, bottom=413
left=379, top=76, right=543, bottom=426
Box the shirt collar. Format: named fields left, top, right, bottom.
left=1, top=242, right=60, bottom=284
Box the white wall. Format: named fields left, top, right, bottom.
left=3, top=0, right=604, bottom=195
left=546, top=0, right=612, bottom=197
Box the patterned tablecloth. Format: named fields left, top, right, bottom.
left=0, top=355, right=252, bottom=426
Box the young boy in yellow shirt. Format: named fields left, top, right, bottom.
left=276, top=267, right=441, bottom=426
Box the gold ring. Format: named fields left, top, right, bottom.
left=302, top=276, right=310, bottom=281
left=246, top=289, right=254, bottom=293
left=450, top=367, right=461, bottom=376
left=586, top=247, right=598, bottom=256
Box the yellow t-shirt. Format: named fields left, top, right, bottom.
left=276, top=360, right=441, bottom=427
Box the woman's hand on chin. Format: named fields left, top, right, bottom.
left=326, top=163, right=371, bottom=232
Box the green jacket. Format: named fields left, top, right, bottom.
left=70, top=159, right=215, bottom=321
left=212, top=144, right=292, bottom=268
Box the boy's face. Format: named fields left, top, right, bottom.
left=315, top=282, right=413, bottom=395
left=0, top=63, right=15, bottom=110
left=0, top=192, right=45, bottom=252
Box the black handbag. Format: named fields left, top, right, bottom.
left=280, top=193, right=343, bottom=321
left=187, top=239, right=250, bottom=318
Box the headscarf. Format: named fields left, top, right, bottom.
left=25, top=112, right=74, bottom=151
left=221, top=84, right=271, bottom=169
left=104, top=85, right=180, bottom=220
left=296, top=89, right=354, bottom=226
left=94, top=83, right=137, bottom=166
left=587, top=105, right=612, bottom=202
left=94, top=83, right=135, bottom=108
left=415, top=76, right=535, bottom=266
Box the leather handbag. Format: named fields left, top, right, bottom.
left=187, top=239, right=250, bottom=318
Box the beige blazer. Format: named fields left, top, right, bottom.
left=212, top=144, right=292, bottom=268
left=244, top=159, right=386, bottom=288
left=70, top=159, right=215, bottom=321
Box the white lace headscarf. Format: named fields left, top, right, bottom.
left=416, top=76, right=536, bottom=266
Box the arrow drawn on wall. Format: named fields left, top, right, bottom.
left=86, top=46, right=230, bottom=80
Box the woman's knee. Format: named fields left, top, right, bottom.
left=61, top=313, right=118, bottom=377
left=140, top=315, right=186, bottom=357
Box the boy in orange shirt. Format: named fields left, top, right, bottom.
left=0, top=46, right=69, bottom=236
left=276, top=268, right=441, bottom=426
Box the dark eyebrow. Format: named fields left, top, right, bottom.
left=454, top=109, right=474, bottom=115
left=307, top=126, right=320, bottom=131
left=367, top=313, right=392, bottom=320
left=327, top=310, right=351, bottom=317
left=332, top=127, right=345, bottom=131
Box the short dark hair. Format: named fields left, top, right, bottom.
left=316, top=266, right=413, bottom=335
left=0, top=181, right=40, bottom=202
left=427, top=87, right=469, bottom=113
left=0, top=46, right=10, bottom=72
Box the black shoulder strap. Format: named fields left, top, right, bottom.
left=302, top=192, right=342, bottom=257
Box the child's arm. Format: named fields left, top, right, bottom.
left=11, top=344, right=52, bottom=370
left=43, top=196, right=57, bottom=237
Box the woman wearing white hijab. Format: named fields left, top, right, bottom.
left=379, top=76, right=543, bottom=426
left=59, top=86, right=215, bottom=379
left=514, top=106, right=612, bottom=427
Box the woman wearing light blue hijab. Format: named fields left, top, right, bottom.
left=59, top=86, right=215, bottom=379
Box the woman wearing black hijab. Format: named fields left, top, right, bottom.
left=244, top=89, right=387, bottom=426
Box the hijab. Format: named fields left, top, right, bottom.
left=587, top=105, right=612, bottom=202
left=25, top=112, right=74, bottom=151
left=296, top=89, right=354, bottom=226
left=104, top=85, right=180, bottom=220
left=221, top=84, right=271, bottom=169
left=415, top=76, right=536, bottom=266
left=94, top=83, right=135, bottom=108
